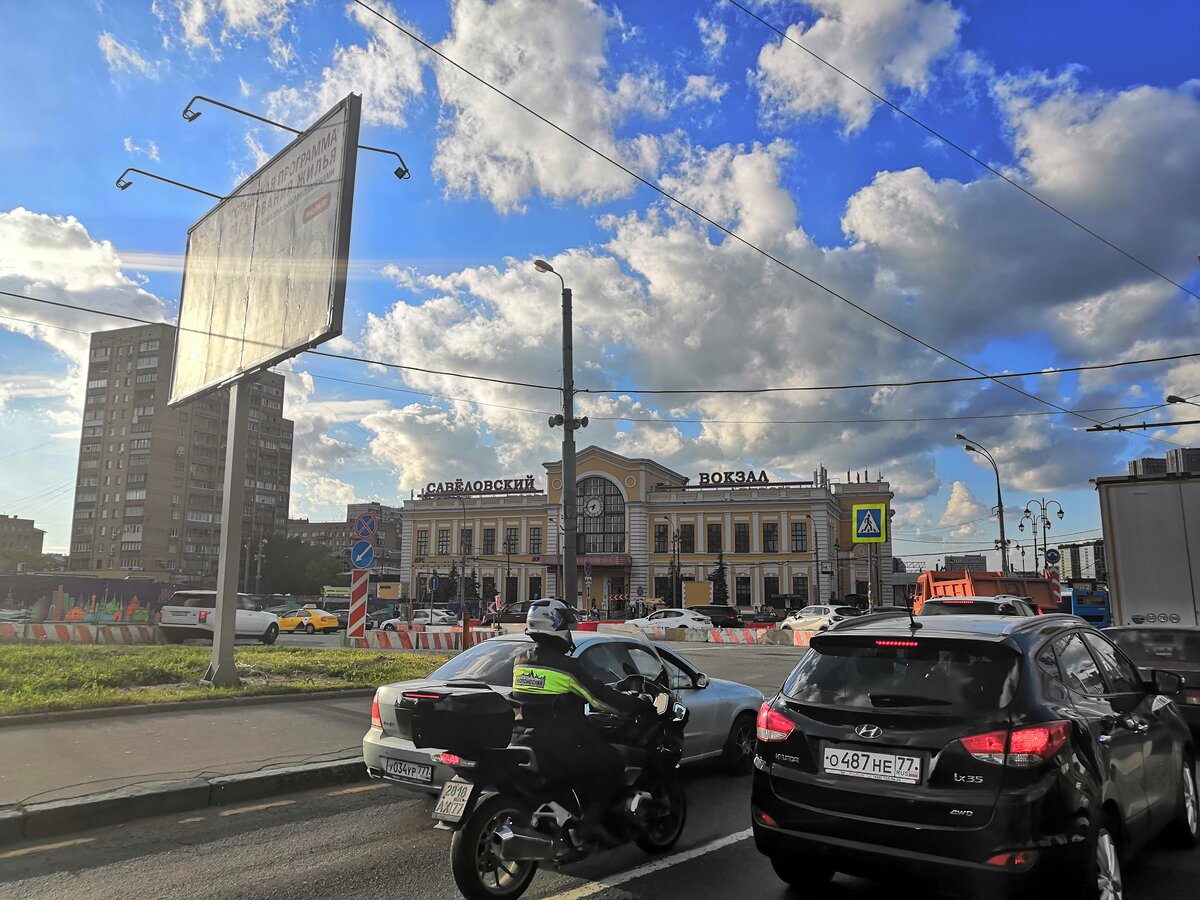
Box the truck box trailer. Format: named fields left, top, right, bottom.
left=914, top=570, right=1059, bottom=612
left=1096, top=473, right=1200, bottom=627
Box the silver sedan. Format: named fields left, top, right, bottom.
left=363, top=632, right=763, bottom=793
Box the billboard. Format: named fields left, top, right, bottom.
left=170, top=94, right=361, bottom=405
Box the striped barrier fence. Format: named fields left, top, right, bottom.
left=0, top=622, right=161, bottom=644
left=709, top=628, right=758, bottom=644
left=353, top=630, right=461, bottom=651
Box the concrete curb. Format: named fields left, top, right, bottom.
left=1, top=757, right=368, bottom=847
left=0, top=688, right=377, bottom=729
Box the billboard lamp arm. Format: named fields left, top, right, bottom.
left=183, top=95, right=411, bottom=180
left=115, top=168, right=226, bottom=201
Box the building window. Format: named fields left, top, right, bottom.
left=654, top=524, right=668, bottom=554
left=482, top=575, right=496, bottom=601
left=734, top=523, right=750, bottom=553
left=135, top=372, right=157, bottom=383
left=460, top=528, right=473, bottom=554
left=505, top=527, right=519, bottom=555
left=791, top=522, right=808, bottom=553
left=792, top=575, right=809, bottom=603
left=763, top=522, right=778, bottom=553
left=736, top=576, right=751, bottom=606
left=138, top=340, right=160, bottom=352
left=576, top=476, right=626, bottom=554
left=483, top=528, right=496, bottom=555
left=529, top=527, right=542, bottom=556
left=416, top=530, right=429, bottom=556
left=706, top=523, right=721, bottom=553
left=653, top=576, right=671, bottom=600
left=529, top=576, right=543, bottom=600
left=679, top=524, right=695, bottom=554
left=764, top=576, right=779, bottom=605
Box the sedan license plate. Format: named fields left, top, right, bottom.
left=433, top=779, right=475, bottom=823
left=823, top=745, right=921, bottom=785
left=383, top=758, right=433, bottom=784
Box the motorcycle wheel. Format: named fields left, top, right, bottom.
left=635, top=776, right=687, bottom=854
left=450, top=795, right=538, bottom=900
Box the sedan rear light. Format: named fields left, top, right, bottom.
left=875, top=639, right=919, bottom=648
left=402, top=692, right=443, bottom=701
left=756, top=702, right=796, bottom=742
left=198, top=610, right=210, bottom=624
left=960, top=721, right=1070, bottom=767
left=370, top=693, right=382, bottom=729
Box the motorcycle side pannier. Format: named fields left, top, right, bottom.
left=401, top=684, right=514, bottom=756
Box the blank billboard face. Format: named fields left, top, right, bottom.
left=171, top=94, right=361, bottom=405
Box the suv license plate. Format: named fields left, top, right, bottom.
left=383, top=758, right=433, bottom=783
left=434, top=779, right=474, bottom=823
left=823, top=746, right=921, bottom=784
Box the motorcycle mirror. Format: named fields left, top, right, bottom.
left=694, top=674, right=710, bottom=689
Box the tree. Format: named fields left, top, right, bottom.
left=433, top=562, right=459, bottom=606
left=259, top=537, right=341, bottom=596
left=708, top=550, right=729, bottom=605
left=0, top=550, right=61, bottom=574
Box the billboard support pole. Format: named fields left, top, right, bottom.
left=204, top=379, right=250, bottom=687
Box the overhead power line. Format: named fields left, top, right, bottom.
left=347, top=0, right=1183, bottom=449
left=721, top=0, right=1199, bottom=304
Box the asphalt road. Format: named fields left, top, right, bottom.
left=4, top=764, right=1197, bottom=900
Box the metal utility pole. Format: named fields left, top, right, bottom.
left=455, top=495, right=468, bottom=622
left=505, top=536, right=513, bottom=604
left=1021, top=498, right=1064, bottom=572
left=254, top=537, right=267, bottom=594
left=955, top=434, right=1010, bottom=574
left=535, top=260, right=588, bottom=607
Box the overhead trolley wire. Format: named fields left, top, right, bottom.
left=347, top=1, right=1185, bottom=448
left=721, top=0, right=1200, bottom=303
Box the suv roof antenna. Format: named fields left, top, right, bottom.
left=906, top=594, right=922, bottom=631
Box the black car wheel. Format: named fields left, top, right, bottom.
left=383, top=623, right=396, bottom=632
left=769, top=853, right=833, bottom=888
left=722, top=713, right=756, bottom=775
left=305, top=623, right=316, bottom=635
left=260, top=623, right=278, bottom=646
left=1164, top=756, right=1199, bottom=848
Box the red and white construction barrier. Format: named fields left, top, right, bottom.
left=353, top=630, right=462, bottom=651
left=709, top=628, right=758, bottom=644
left=0, top=622, right=160, bottom=644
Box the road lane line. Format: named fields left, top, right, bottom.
left=217, top=800, right=295, bottom=817
left=542, top=828, right=753, bottom=900
left=328, top=784, right=390, bottom=796
left=177, top=816, right=206, bottom=824
left=0, top=837, right=95, bottom=859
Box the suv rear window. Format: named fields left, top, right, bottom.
left=782, top=637, right=1020, bottom=713
left=921, top=599, right=1009, bottom=615
left=180, top=594, right=216, bottom=609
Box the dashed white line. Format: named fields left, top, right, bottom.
left=177, top=816, right=206, bottom=824
left=217, top=800, right=295, bottom=817
left=0, top=837, right=96, bottom=859
left=328, top=784, right=390, bottom=796
left=541, top=828, right=754, bottom=900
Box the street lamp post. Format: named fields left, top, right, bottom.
left=535, top=260, right=588, bottom=608
left=254, top=537, right=267, bottom=594
left=1166, top=395, right=1200, bottom=409
left=454, top=494, right=468, bottom=625
left=1020, top=498, right=1065, bottom=573
left=657, top=517, right=681, bottom=606
left=954, top=434, right=1011, bottom=574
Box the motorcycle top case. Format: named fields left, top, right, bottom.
left=399, top=683, right=515, bottom=756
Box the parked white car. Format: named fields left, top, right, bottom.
left=159, top=591, right=279, bottom=645
left=625, top=608, right=712, bottom=630
left=780, top=604, right=861, bottom=632
left=380, top=609, right=457, bottom=630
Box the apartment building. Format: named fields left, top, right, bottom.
left=68, top=323, right=293, bottom=584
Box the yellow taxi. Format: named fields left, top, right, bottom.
left=278, top=606, right=340, bottom=634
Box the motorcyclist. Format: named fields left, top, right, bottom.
left=511, top=599, right=653, bottom=844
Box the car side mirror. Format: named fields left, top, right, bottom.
left=694, top=673, right=710, bottom=689
left=1153, top=670, right=1184, bottom=696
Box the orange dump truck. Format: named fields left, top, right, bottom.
left=914, top=570, right=1059, bottom=614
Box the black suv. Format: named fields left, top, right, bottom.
left=689, top=605, right=745, bottom=628
left=752, top=614, right=1198, bottom=898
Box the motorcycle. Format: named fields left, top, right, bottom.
left=404, top=674, right=689, bottom=900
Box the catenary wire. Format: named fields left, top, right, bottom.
left=348, top=1, right=1184, bottom=449
left=721, top=0, right=1199, bottom=303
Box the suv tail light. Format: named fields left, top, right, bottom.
left=370, top=693, right=382, bottom=729
left=757, top=702, right=796, bottom=742
left=960, top=721, right=1070, bottom=767
left=198, top=610, right=210, bottom=624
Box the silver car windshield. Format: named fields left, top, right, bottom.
left=429, top=640, right=529, bottom=687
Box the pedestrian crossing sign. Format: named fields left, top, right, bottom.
left=852, top=503, right=888, bottom=543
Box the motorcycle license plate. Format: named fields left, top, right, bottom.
left=433, top=778, right=475, bottom=823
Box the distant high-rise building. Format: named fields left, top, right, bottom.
left=1128, top=457, right=1168, bottom=476
left=1058, top=540, right=1106, bottom=584
left=1166, top=448, right=1200, bottom=474
left=943, top=554, right=988, bottom=572
left=68, top=323, right=293, bottom=584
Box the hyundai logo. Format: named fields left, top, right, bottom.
left=855, top=724, right=883, bottom=740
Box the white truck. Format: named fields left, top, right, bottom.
left=1096, top=473, right=1200, bottom=627
left=159, top=590, right=280, bottom=645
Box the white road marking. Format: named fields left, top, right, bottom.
left=0, top=837, right=95, bottom=859
left=542, top=828, right=754, bottom=900
left=177, top=816, right=206, bottom=824
left=328, top=784, right=390, bottom=796
left=217, top=800, right=295, bottom=817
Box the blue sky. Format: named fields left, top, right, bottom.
left=1, top=0, right=1198, bottom=565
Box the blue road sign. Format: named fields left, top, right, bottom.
left=428, top=574, right=440, bottom=591
left=637, top=585, right=645, bottom=598
left=351, top=540, right=375, bottom=569
left=1045, top=548, right=1061, bottom=565
left=354, top=512, right=378, bottom=539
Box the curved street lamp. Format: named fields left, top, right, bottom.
left=954, top=434, right=1011, bottom=574
left=1019, top=498, right=1065, bottom=573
